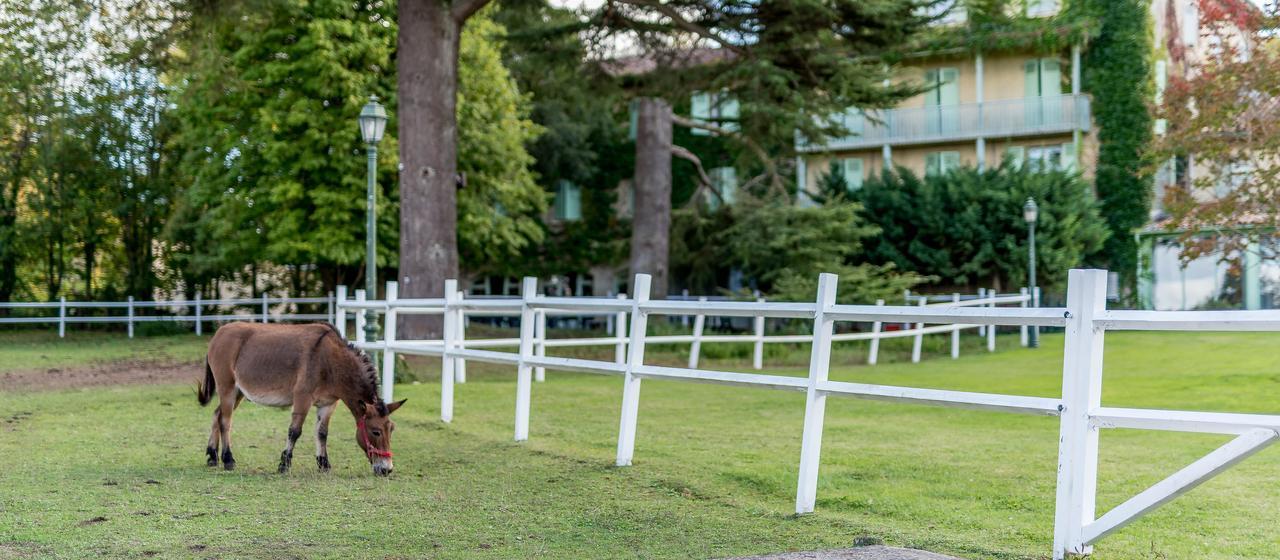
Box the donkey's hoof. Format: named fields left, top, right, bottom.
left=206, top=447, right=218, bottom=467
left=223, top=461, right=236, bottom=471
left=316, top=456, right=331, bottom=471
left=278, top=451, right=293, bottom=474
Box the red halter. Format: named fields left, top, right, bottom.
left=357, top=417, right=393, bottom=459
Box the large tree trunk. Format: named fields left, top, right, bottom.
left=398, top=0, right=461, bottom=339
left=629, top=97, right=673, bottom=298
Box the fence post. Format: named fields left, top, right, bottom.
left=194, top=294, right=203, bottom=336
left=795, top=273, right=838, bottom=514
left=752, top=298, right=766, bottom=370
left=987, top=287, right=997, bottom=352
left=455, top=290, right=467, bottom=383
left=534, top=309, right=547, bottom=382
left=327, top=290, right=334, bottom=325
left=261, top=293, right=269, bottom=323
left=514, top=277, right=538, bottom=442
left=951, top=293, right=961, bottom=359
left=380, top=281, right=398, bottom=403
left=1051, top=269, right=1108, bottom=559
left=355, top=289, right=367, bottom=344
left=688, top=297, right=706, bottom=369
left=910, top=298, right=926, bottom=363
left=977, top=288, right=987, bottom=337
left=127, top=296, right=135, bottom=338
left=867, top=299, right=884, bottom=365
left=614, top=293, right=627, bottom=365
left=681, top=289, right=690, bottom=327
left=336, top=285, right=347, bottom=338
left=441, top=280, right=458, bottom=423
left=1020, top=287, right=1029, bottom=347
left=616, top=274, right=652, bottom=467
left=58, top=296, right=66, bottom=338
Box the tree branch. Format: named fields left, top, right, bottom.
left=607, top=0, right=745, bottom=55
left=671, top=113, right=788, bottom=201
left=670, top=143, right=725, bottom=208
left=452, top=0, right=492, bottom=24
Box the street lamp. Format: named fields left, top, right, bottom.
left=359, top=95, right=388, bottom=342
left=1023, top=197, right=1039, bottom=349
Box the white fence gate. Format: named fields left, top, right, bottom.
left=339, top=269, right=1280, bottom=559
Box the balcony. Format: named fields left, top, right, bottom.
left=798, top=94, right=1091, bottom=152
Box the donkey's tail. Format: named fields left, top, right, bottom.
left=197, top=358, right=216, bottom=406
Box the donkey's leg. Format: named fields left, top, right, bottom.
left=278, top=396, right=314, bottom=474
left=218, top=390, right=242, bottom=470
left=314, top=402, right=337, bottom=471
left=206, top=408, right=222, bottom=467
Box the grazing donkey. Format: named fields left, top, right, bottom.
left=197, top=322, right=406, bottom=476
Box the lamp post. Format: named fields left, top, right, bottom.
left=358, top=95, right=388, bottom=342
left=1023, top=197, right=1039, bottom=349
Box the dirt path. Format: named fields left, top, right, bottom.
left=0, top=359, right=202, bottom=392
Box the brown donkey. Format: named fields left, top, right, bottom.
left=197, top=322, right=406, bottom=476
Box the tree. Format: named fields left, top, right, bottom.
left=586, top=0, right=936, bottom=297
left=1082, top=0, right=1154, bottom=293
left=669, top=198, right=929, bottom=303
left=852, top=164, right=1109, bottom=292
left=1149, top=0, right=1280, bottom=263
left=397, top=0, right=497, bottom=338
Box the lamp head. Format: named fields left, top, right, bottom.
left=359, top=95, right=388, bottom=145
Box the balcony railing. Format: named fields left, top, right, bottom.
left=799, top=94, right=1091, bottom=152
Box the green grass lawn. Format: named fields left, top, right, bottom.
left=3, top=329, right=1280, bottom=559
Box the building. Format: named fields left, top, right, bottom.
left=797, top=0, right=1268, bottom=310
left=795, top=2, right=1092, bottom=197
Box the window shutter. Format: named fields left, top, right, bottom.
left=924, top=69, right=940, bottom=106
left=842, top=158, right=864, bottom=191
left=566, top=182, right=581, bottom=221
left=691, top=92, right=711, bottom=136
left=1004, top=146, right=1026, bottom=169
left=1061, top=142, right=1077, bottom=171
left=1024, top=60, right=1039, bottom=97
left=1040, top=59, right=1062, bottom=97
left=720, top=96, right=740, bottom=132
left=926, top=152, right=941, bottom=176
left=942, top=151, right=961, bottom=173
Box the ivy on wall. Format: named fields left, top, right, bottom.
left=1081, top=0, right=1153, bottom=291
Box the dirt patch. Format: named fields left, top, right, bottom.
left=0, top=359, right=202, bottom=392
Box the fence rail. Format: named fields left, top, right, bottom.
left=0, top=294, right=336, bottom=336
left=337, top=270, right=1280, bottom=559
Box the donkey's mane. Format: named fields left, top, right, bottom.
left=323, top=323, right=387, bottom=414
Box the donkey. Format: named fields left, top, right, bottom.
left=197, top=322, right=406, bottom=476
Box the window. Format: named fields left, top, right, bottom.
left=1024, top=58, right=1062, bottom=126
left=707, top=166, right=738, bottom=209
left=924, top=67, right=960, bottom=134
left=1026, top=0, right=1058, bottom=17
left=553, top=180, right=582, bottom=221
left=691, top=91, right=739, bottom=136
left=925, top=151, right=961, bottom=176
left=1004, top=146, right=1026, bottom=169
left=839, top=158, right=864, bottom=191
left=1016, top=143, right=1076, bottom=173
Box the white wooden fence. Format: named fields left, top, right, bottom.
left=0, top=294, right=334, bottom=337
left=340, top=270, right=1280, bottom=559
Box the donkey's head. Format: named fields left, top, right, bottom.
left=356, top=399, right=406, bottom=476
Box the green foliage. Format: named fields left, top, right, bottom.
left=1081, top=0, right=1153, bottom=290
left=456, top=12, right=547, bottom=267
left=671, top=200, right=929, bottom=303
left=852, top=164, right=1109, bottom=291
left=915, top=0, right=1098, bottom=55
left=167, top=1, right=543, bottom=291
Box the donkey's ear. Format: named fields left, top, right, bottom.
left=357, top=400, right=374, bottom=416
left=386, top=399, right=407, bottom=414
